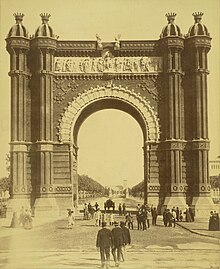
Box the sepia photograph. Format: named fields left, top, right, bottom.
left=0, top=0, right=219, bottom=268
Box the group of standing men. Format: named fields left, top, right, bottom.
left=136, top=204, right=158, bottom=231
left=96, top=221, right=131, bottom=268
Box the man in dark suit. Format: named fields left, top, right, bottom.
left=111, top=221, right=124, bottom=267
left=120, top=221, right=131, bottom=261
left=96, top=222, right=112, bottom=268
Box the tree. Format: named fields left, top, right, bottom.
left=130, top=180, right=144, bottom=196
left=78, top=174, right=106, bottom=195
left=0, top=177, right=11, bottom=192
left=210, top=175, right=220, bottom=188
left=0, top=154, right=11, bottom=192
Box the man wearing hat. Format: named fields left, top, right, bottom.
left=96, top=222, right=112, bottom=268
left=111, top=221, right=125, bottom=267
left=120, top=221, right=131, bottom=261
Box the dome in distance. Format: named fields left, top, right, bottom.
left=187, top=12, right=209, bottom=37
left=8, top=13, right=29, bottom=38
left=35, top=13, right=54, bottom=38
left=160, top=13, right=182, bottom=38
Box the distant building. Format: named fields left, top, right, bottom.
left=209, top=157, right=220, bottom=176
left=108, top=185, right=125, bottom=197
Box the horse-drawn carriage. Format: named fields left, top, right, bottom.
left=104, top=199, right=115, bottom=211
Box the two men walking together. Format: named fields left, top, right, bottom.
left=96, top=221, right=131, bottom=268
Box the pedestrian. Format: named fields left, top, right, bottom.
left=19, top=206, right=25, bottom=227
left=111, top=221, right=124, bottom=267
left=184, top=208, right=192, bottom=222
left=163, top=209, right=168, bottom=227
left=125, top=212, right=134, bottom=229
left=136, top=204, right=141, bottom=211
left=23, top=209, right=33, bottom=230
left=96, top=222, right=112, bottom=268
left=152, top=207, right=158, bottom=225
left=189, top=207, right=195, bottom=222
left=179, top=210, right=183, bottom=221
left=136, top=211, right=142, bottom=230
left=67, top=210, right=74, bottom=229
left=209, top=211, right=219, bottom=231
left=122, top=203, right=126, bottom=215
left=102, top=212, right=107, bottom=225
left=146, top=209, right=151, bottom=228
left=84, top=203, right=89, bottom=220
left=95, top=208, right=102, bottom=226
left=110, top=213, right=114, bottom=226
left=118, top=204, right=122, bottom=216
left=166, top=209, right=173, bottom=227
left=120, top=221, right=131, bottom=262
left=95, top=202, right=99, bottom=211
left=176, top=207, right=180, bottom=221
left=10, top=212, right=20, bottom=228
left=171, top=209, right=176, bottom=227
left=141, top=210, right=147, bottom=230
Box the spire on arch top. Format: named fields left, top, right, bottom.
left=160, top=12, right=182, bottom=38
left=186, top=12, right=210, bottom=37
left=7, top=12, right=29, bottom=38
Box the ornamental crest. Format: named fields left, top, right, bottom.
left=138, top=77, right=162, bottom=101
left=53, top=79, right=78, bottom=103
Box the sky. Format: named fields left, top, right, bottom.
left=0, top=0, right=219, bottom=187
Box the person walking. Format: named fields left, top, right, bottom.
left=118, top=204, right=122, bottom=216
left=136, top=211, right=142, bottom=230
left=146, top=209, right=151, bottom=229
left=96, top=222, right=112, bottom=268
left=110, top=213, right=114, bottom=226
left=125, top=212, right=134, bottom=229
left=120, top=221, right=131, bottom=262
left=152, top=207, right=158, bottom=226
left=122, top=203, right=126, bottom=216
left=23, top=209, right=33, bottom=230
left=163, top=209, right=168, bottom=227
left=67, top=210, right=74, bottom=229
left=171, top=209, right=176, bottom=227
left=111, top=221, right=124, bottom=267
left=141, top=210, right=147, bottom=231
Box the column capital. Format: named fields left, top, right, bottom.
left=191, top=139, right=210, bottom=150
left=163, top=139, right=186, bottom=150
left=35, top=141, right=53, bottom=151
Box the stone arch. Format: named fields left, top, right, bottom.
left=56, top=84, right=160, bottom=144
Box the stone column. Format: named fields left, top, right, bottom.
left=31, top=38, right=58, bottom=216
left=185, top=35, right=213, bottom=217
left=70, top=144, right=78, bottom=210
left=6, top=37, right=31, bottom=211
left=159, top=37, right=187, bottom=210
left=143, top=142, right=150, bottom=205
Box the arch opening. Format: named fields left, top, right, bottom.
left=77, top=109, right=144, bottom=187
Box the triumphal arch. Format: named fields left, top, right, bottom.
left=6, top=12, right=214, bottom=216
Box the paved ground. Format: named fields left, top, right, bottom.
left=0, top=214, right=219, bottom=269
left=0, top=197, right=219, bottom=269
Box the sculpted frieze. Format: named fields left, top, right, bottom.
left=54, top=56, right=162, bottom=74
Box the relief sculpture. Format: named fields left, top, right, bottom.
left=54, top=56, right=162, bottom=73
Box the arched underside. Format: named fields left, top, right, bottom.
left=57, top=85, right=160, bottom=145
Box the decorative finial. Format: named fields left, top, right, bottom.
left=40, top=13, right=51, bottom=24
left=13, top=13, right=24, bottom=24
left=165, top=12, right=177, bottom=23
left=192, top=12, right=204, bottom=23
left=115, top=34, right=121, bottom=48
left=96, top=33, right=102, bottom=48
